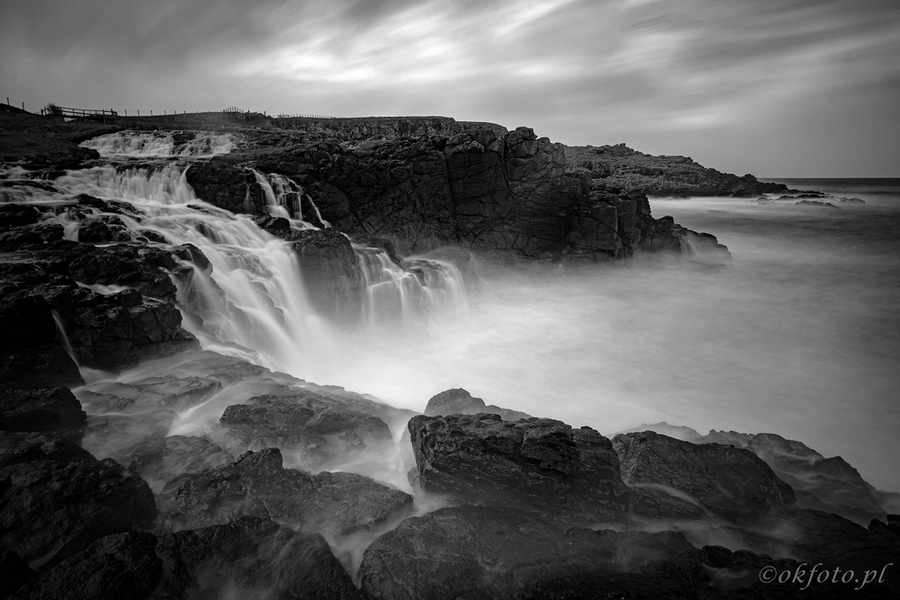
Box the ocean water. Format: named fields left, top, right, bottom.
left=320, top=179, right=900, bottom=493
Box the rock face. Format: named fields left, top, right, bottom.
left=0, top=432, right=156, bottom=569
left=612, top=431, right=795, bottom=521
left=157, top=447, right=413, bottom=537
left=13, top=517, right=363, bottom=600
left=219, top=391, right=398, bottom=469
left=408, top=413, right=630, bottom=522
left=424, top=388, right=532, bottom=421
left=188, top=126, right=714, bottom=262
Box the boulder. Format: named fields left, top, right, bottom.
left=612, top=431, right=795, bottom=521
left=285, top=228, right=364, bottom=321
left=408, top=413, right=630, bottom=523
left=424, top=388, right=531, bottom=421
left=0, top=432, right=156, bottom=570
left=0, top=387, right=86, bottom=440
left=219, top=391, right=396, bottom=469
left=157, top=447, right=413, bottom=537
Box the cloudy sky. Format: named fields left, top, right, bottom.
left=2, top=0, right=899, bottom=177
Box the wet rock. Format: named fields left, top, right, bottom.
left=114, top=435, right=233, bottom=492
left=0, top=387, right=86, bottom=440
left=612, top=431, right=795, bottom=521
left=219, top=391, right=396, bottom=469
left=0, top=344, right=83, bottom=390
left=157, top=447, right=413, bottom=537
left=408, top=413, right=630, bottom=523
left=0, top=204, right=42, bottom=227
left=424, top=388, right=531, bottom=421
left=359, top=505, right=697, bottom=600
left=0, top=432, right=156, bottom=570
left=14, top=518, right=364, bottom=600
left=285, top=228, right=364, bottom=320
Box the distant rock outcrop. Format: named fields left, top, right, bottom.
left=424, top=388, right=532, bottom=421
left=566, top=143, right=788, bottom=197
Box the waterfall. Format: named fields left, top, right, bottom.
left=80, top=130, right=235, bottom=159
left=8, top=143, right=472, bottom=389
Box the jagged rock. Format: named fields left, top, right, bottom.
left=114, top=435, right=233, bottom=492
left=0, top=204, right=42, bottom=227
left=157, top=447, right=413, bottom=537
left=13, top=518, right=364, bottom=600
left=796, top=199, right=839, bottom=208
left=612, top=431, right=795, bottom=521
left=285, top=228, right=364, bottom=320
left=408, top=413, right=630, bottom=522
left=424, top=388, right=531, bottom=421
left=219, top=391, right=396, bottom=469
left=359, top=505, right=698, bottom=600
left=0, top=432, right=156, bottom=570
left=0, top=387, right=86, bottom=440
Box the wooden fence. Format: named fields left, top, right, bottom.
left=42, top=105, right=117, bottom=119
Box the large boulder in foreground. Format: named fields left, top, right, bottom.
left=424, top=388, right=532, bottom=421
left=157, top=447, right=412, bottom=537
left=408, top=413, right=630, bottom=523
left=0, top=432, right=156, bottom=570
left=12, top=517, right=363, bottom=600
left=612, top=431, right=795, bottom=521
left=359, top=505, right=698, bottom=600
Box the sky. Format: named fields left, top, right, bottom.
left=2, top=0, right=899, bottom=177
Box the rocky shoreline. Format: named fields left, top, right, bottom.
left=1, top=107, right=898, bottom=599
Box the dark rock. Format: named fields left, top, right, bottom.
left=219, top=391, right=396, bottom=469
left=408, top=413, right=630, bottom=523
left=11, top=532, right=162, bottom=600
left=0, top=295, right=56, bottom=349
left=155, top=517, right=364, bottom=600
left=0, top=344, right=83, bottom=391
left=14, top=518, right=364, bottom=600
left=0, top=204, right=42, bottom=228
left=0, top=547, right=37, bottom=599
left=286, top=228, right=364, bottom=320
left=424, top=388, right=532, bottom=421
left=612, top=431, right=795, bottom=521
left=796, top=199, right=839, bottom=208
left=157, top=447, right=413, bottom=537
left=114, top=435, right=233, bottom=492
left=0, top=387, right=86, bottom=440
left=359, top=505, right=697, bottom=600
left=0, top=432, right=156, bottom=570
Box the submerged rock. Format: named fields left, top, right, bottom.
left=114, top=435, right=234, bottom=492
left=408, top=413, right=630, bottom=523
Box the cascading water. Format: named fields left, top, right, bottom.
left=249, top=167, right=332, bottom=227
left=12, top=134, right=473, bottom=394
left=80, top=130, right=235, bottom=159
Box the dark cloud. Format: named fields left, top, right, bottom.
left=1, top=0, right=898, bottom=175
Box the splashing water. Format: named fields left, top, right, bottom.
left=80, top=130, right=235, bottom=159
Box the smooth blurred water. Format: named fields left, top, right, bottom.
left=364, top=180, right=900, bottom=492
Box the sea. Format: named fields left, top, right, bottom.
left=323, top=178, right=900, bottom=493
